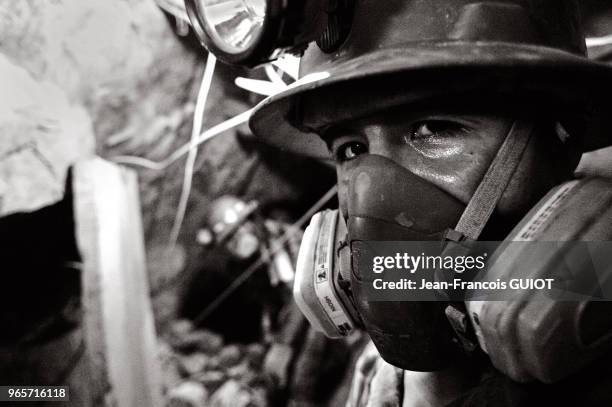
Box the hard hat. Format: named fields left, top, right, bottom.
left=249, top=0, right=612, bottom=159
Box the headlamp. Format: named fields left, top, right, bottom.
left=185, top=0, right=354, bottom=66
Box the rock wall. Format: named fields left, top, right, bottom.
left=0, top=53, right=94, bottom=214
left=0, top=0, right=199, bottom=330
left=0, top=0, right=335, bottom=328
left=0, top=0, right=198, bottom=214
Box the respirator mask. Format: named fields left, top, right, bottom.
left=294, top=120, right=612, bottom=383
left=295, top=154, right=468, bottom=370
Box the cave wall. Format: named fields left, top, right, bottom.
left=0, top=0, right=198, bottom=329
left=0, top=0, right=335, bottom=329
left=0, top=0, right=198, bottom=214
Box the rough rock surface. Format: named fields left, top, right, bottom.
left=162, top=320, right=271, bottom=407
left=0, top=0, right=198, bottom=219
left=0, top=0, right=336, bottom=331
left=167, top=381, right=209, bottom=407
left=0, top=53, right=95, bottom=214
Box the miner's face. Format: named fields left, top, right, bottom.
left=317, top=104, right=575, bottom=370
left=322, top=105, right=569, bottom=238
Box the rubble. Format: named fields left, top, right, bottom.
left=244, top=343, right=266, bottom=369
left=170, top=319, right=195, bottom=339
left=208, top=380, right=265, bottom=407
left=178, top=353, right=208, bottom=377
left=159, top=341, right=183, bottom=390
left=192, top=370, right=226, bottom=392
left=167, top=381, right=208, bottom=407
left=162, top=322, right=272, bottom=407
left=218, top=345, right=243, bottom=368
left=173, top=329, right=225, bottom=354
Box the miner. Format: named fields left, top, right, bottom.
left=250, top=1, right=612, bottom=405
left=186, top=0, right=612, bottom=405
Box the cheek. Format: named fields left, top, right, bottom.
left=389, top=142, right=498, bottom=204
left=407, top=136, right=466, bottom=159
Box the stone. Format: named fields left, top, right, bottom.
left=244, top=343, right=266, bottom=369
left=204, top=356, right=221, bottom=370
left=167, top=381, right=208, bottom=407
left=217, top=345, right=242, bottom=368
left=170, top=319, right=194, bottom=338
left=192, top=370, right=226, bottom=392
left=226, top=362, right=252, bottom=381
left=194, top=330, right=225, bottom=354
left=249, top=386, right=269, bottom=407
left=171, top=329, right=224, bottom=354
left=246, top=373, right=270, bottom=389
left=208, top=380, right=255, bottom=407
left=0, top=54, right=95, bottom=216
left=158, top=341, right=183, bottom=390
left=177, top=353, right=208, bottom=378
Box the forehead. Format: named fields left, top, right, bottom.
left=297, top=72, right=557, bottom=138
left=322, top=98, right=515, bottom=135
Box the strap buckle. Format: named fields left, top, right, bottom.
left=445, top=303, right=479, bottom=352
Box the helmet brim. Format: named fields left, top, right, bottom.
left=249, top=42, right=612, bottom=159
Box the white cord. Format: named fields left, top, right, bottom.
left=586, top=34, right=612, bottom=48
left=112, top=60, right=296, bottom=170
left=111, top=109, right=253, bottom=170
left=234, top=77, right=285, bottom=96
left=108, top=57, right=303, bottom=247
left=169, top=54, right=217, bottom=247
left=272, top=54, right=300, bottom=80
left=264, top=64, right=287, bottom=88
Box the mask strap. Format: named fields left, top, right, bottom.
left=444, top=121, right=533, bottom=352
left=449, top=120, right=534, bottom=241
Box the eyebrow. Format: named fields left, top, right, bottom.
left=319, top=124, right=350, bottom=151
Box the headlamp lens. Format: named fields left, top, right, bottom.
left=197, top=0, right=267, bottom=54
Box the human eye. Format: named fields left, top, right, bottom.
left=406, top=120, right=468, bottom=143
left=325, top=130, right=369, bottom=163
left=334, top=140, right=368, bottom=163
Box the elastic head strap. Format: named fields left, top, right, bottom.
left=452, top=120, right=534, bottom=241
